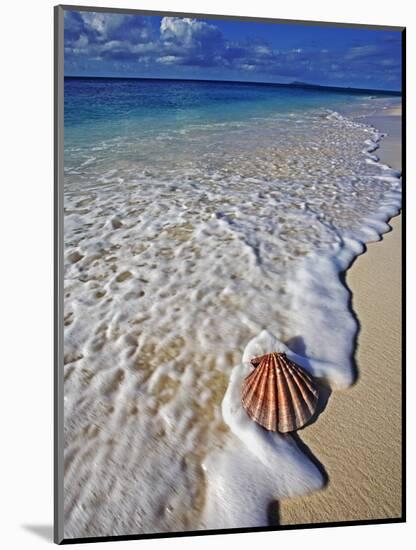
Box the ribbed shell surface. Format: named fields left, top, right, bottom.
left=241, top=352, right=319, bottom=432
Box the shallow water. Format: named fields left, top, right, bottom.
left=63, top=79, right=401, bottom=537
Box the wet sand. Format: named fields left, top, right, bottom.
left=280, top=108, right=402, bottom=524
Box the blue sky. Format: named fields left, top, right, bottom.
left=64, top=10, right=402, bottom=90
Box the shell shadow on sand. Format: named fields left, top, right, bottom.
left=265, top=380, right=331, bottom=526
left=263, top=335, right=333, bottom=526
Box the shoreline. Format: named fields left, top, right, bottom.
left=280, top=107, right=402, bottom=524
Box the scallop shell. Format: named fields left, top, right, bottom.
left=241, top=352, right=319, bottom=433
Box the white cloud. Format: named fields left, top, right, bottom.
left=344, top=44, right=381, bottom=60
left=253, top=45, right=271, bottom=56
left=80, top=13, right=127, bottom=38
left=157, top=55, right=181, bottom=64
left=160, top=17, right=218, bottom=47
left=74, top=34, right=88, bottom=49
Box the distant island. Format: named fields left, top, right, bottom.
left=287, top=80, right=401, bottom=95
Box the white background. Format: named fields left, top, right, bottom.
left=1, top=0, right=414, bottom=548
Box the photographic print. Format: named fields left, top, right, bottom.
left=55, top=4, right=404, bottom=543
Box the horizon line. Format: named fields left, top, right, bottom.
left=63, top=75, right=401, bottom=95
